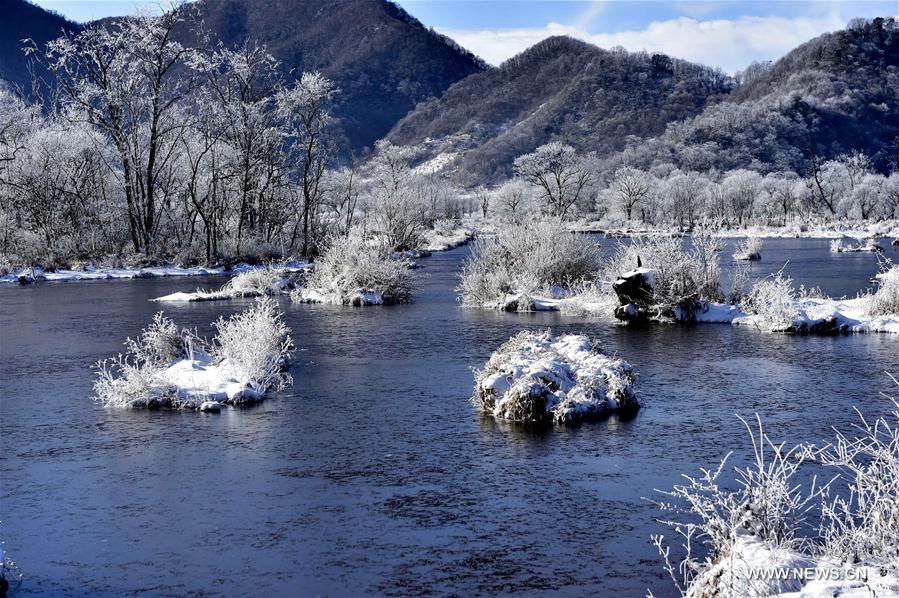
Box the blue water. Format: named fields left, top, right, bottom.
left=0, top=237, right=897, bottom=596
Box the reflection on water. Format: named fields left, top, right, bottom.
left=0, top=237, right=897, bottom=596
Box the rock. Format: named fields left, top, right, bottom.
left=17, top=267, right=46, bottom=285
left=892, top=238, right=899, bottom=247
left=199, top=401, right=222, bottom=412
left=612, top=267, right=657, bottom=307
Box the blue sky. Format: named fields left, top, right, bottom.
left=31, top=1, right=899, bottom=73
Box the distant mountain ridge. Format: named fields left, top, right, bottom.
left=2, top=1, right=896, bottom=179
left=176, top=0, right=487, bottom=156
left=0, top=0, right=80, bottom=91
left=387, top=35, right=734, bottom=183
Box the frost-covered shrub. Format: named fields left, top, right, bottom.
left=606, top=231, right=723, bottom=315
left=868, top=265, right=899, bottom=316
left=223, top=268, right=288, bottom=296
left=740, top=272, right=800, bottom=331
left=212, top=297, right=292, bottom=394
left=459, top=220, right=600, bottom=308
left=292, top=234, right=417, bottom=305
left=473, top=330, right=637, bottom=424
left=733, top=236, right=762, bottom=260
left=123, top=312, right=193, bottom=368
left=652, top=378, right=899, bottom=597
left=817, top=375, right=899, bottom=568
left=650, top=416, right=825, bottom=597
left=94, top=300, right=293, bottom=409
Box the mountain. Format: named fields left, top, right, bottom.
left=177, top=0, right=486, bottom=157
left=386, top=36, right=733, bottom=183
left=608, top=17, right=899, bottom=176
left=0, top=0, right=79, bottom=92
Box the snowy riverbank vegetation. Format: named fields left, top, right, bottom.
left=0, top=11, right=474, bottom=273
left=94, top=299, right=292, bottom=409
left=290, top=234, right=418, bottom=306
left=473, top=330, right=638, bottom=424
left=650, top=377, right=899, bottom=597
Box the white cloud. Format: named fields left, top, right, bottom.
left=441, top=13, right=850, bottom=73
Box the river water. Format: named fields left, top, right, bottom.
left=1, top=237, right=897, bottom=596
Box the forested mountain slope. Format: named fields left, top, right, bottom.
left=0, top=0, right=79, bottom=91
left=176, top=0, right=486, bottom=156
left=608, top=17, right=899, bottom=176
left=387, top=36, right=733, bottom=183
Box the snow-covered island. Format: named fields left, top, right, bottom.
left=94, top=299, right=293, bottom=409
left=290, top=235, right=418, bottom=306
left=459, top=220, right=899, bottom=335
left=152, top=268, right=294, bottom=302
left=473, top=330, right=638, bottom=424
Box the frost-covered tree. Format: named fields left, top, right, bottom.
left=39, top=9, right=202, bottom=254
left=513, top=142, right=593, bottom=219
left=366, top=141, right=425, bottom=251
left=205, top=42, right=286, bottom=253
left=663, top=171, right=707, bottom=227
left=277, top=72, right=337, bottom=256
left=722, top=169, right=763, bottom=225
left=609, top=166, right=651, bottom=221
left=492, top=178, right=531, bottom=224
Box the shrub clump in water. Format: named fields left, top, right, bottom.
left=94, top=298, right=292, bottom=409
left=458, top=219, right=601, bottom=310
left=473, top=330, right=638, bottom=424
left=292, top=234, right=417, bottom=306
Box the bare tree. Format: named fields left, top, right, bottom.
left=40, top=9, right=201, bottom=254
left=277, top=72, right=337, bottom=256
left=609, top=166, right=650, bottom=220
left=514, top=142, right=593, bottom=219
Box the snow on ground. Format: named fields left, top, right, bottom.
left=159, top=351, right=265, bottom=405
left=473, top=330, right=638, bottom=424
left=691, top=297, right=899, bottom=334
left=152, top=269, right=293, bottom=302
left=292, top=287, right=385, bottom=306
left=568, top=218, right=899, bottom=240
left=1, top=261, right=310, bottom=284
left=413, top=151, right=458, bottom=175
left=691, top=534, right=899, bottom=598
left=419, top=225, right=473, bottom=252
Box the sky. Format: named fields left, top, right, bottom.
left=30, top=0, right=899, bottom=73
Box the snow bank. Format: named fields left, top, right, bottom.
left=94, top=299, right=292, bottom=409
left=830, top=237, right=884, bottom=253
left=152, top=268, right=292, bottom=302
left=473, top=330, right=638, bottom=424
left=1, top=261, right=310, bottom=285
left=687, top=534, right=899, bottom=598
left=419, top=224, right=473, bottom=252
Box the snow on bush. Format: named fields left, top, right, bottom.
left=868, top=265, right=899, bottom=316
left=473, top=330, right=638, bottom=424
left=606, top=230, right=723, bottom=318
left=651, top=379, right=899, bottom=597
left=211, top=297, right=292, bottom=393
left=740, top=271, right=801, bottom=332
left=153, top=268, right=291, bottom=302
left=733, top=236, right=763, bottom=261
left=831, top=237, right=883, bottom=253
left=94, top=299, right=292, bottom=409
left=291, top=234, right=417, bottom=306
left=458, top=220, right=600, bottom=310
